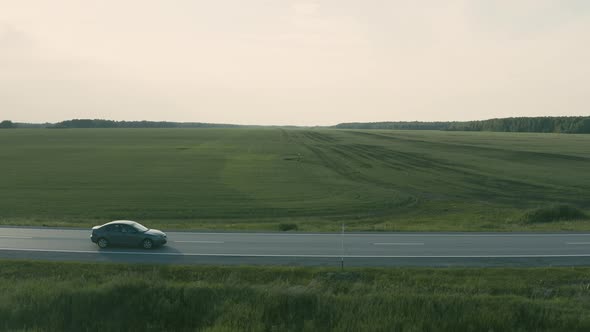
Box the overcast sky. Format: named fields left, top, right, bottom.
left=1, top=1, right=589, bottom=125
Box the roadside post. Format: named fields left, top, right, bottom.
left=341, top=223, right=344, bottom=270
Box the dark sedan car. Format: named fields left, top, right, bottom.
left=91, top=220, right=167, bottom=249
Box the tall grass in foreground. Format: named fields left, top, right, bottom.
left=1, top=261, right=590, bottom=331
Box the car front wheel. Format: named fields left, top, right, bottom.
left=142, top=239, right=153, bottom=249
left=97, top=238, right=109, bottom=249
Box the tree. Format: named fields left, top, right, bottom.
left=0, top=120, right=15, bottom=129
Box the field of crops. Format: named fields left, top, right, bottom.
left=2, top=260, right=590, bottom=331
left=1, top=128, right=589, bottom=231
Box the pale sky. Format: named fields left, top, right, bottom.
left=1, top=1, right=589, bottom=125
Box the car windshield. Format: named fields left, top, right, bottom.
left=133, top=223, right=148, bottom=232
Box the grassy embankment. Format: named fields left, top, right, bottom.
left=1, top=260, right=590, bottom=331
left=1, top=128, right=589, bottom=231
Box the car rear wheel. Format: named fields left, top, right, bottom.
left=97, top=238, right=109, bottom=249
left=142, top=239, right=153, bottom=249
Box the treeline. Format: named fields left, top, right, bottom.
left=0, top=119, right=247, bottom=129
left=4, top=116, right=590, bottom=132
left=446, top=116, right=590, bottom=133
left=0, top=120, right=14, bottom=128
left=52, top=119, right=244, bottom=129
left=334, top=121, right=451, bottom=130
left=334, top=116, right=590, bottom=134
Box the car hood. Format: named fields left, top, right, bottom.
left=145, top=229, right=166, bottom=237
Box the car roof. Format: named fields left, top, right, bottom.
left=102, top=220, right=138, bottom=226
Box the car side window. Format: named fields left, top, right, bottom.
left=111, top=224, right=122, bottom=233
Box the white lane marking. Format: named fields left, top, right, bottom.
left=566, top=242, right=590, bottom=245
left=1, top=247, right=590, bottom=258
left=373, top=243, right=424, bottom=246
left=0, top=236, right=33, bottom=239
left=174, top=241, right=225, bottom=244
left=163, top=232, right=590, bottom=238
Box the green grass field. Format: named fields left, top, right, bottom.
left=1, top=128, right=589, bottom=231
left=1, top=260, right=590, bottom=331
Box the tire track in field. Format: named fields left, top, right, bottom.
left=296, top=130, right=567, bottom=203
left=348, top=131, right=590, bottom=162
left=330, top=142, right=551, bottom=201
left=276, top=130, right=419, bottom=217
left=342, top=131, right=585, bottom=198
left=294, top=130, right=416, bottom=199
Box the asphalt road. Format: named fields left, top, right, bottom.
left=2, top=226, right=590, bottom=267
